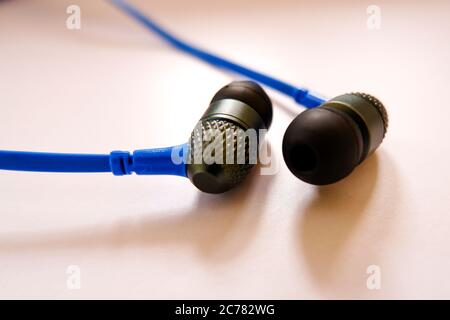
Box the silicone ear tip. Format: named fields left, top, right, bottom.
left=282, top=107, right=364, bottom=185
left=211, top=81, right=273, bottom=129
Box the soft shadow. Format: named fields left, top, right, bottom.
left=0, top=162, right=275, bottom=263
left=298, top=153, right=381, bottom=285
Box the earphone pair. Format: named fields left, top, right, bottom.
left=108, top=0, right=389, bottom=188
left=0, top=0, right=388, bottom=195
left=188, top=80, right=388, bottom=193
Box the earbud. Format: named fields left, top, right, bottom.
left=187, top=81, right=272, bottom=193
left=282, top=93, right=388, bottom=185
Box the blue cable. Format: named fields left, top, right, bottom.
left=0, top=145, right=187, bottom=176
left=108, top=0, right=326, bottom=108
left=0, top=151, right=111, bottom=173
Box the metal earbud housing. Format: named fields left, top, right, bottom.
left=187, top=81, right=272, bottom=194
left=282, top=92, right=388, bottom=185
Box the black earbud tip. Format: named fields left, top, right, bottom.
left=211, top=81, right=273, bottom=129
left=282, top=107, right=364, bottom=185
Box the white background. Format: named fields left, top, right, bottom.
left=0, top=0, right=449, bottom=299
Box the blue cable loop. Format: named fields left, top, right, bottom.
left=108, top=0, right=326, bottom=108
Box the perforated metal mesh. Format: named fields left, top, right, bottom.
left=188, top=119, right=254, bottom=189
